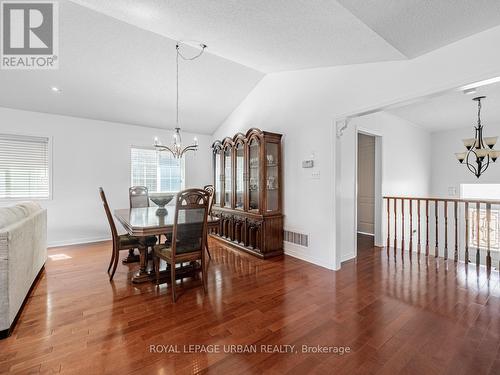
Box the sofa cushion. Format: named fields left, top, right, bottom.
left=16, top=202, right=42, bottom=216
left=0, top=202, right=42, bottom=230
left=0, top=206, right=28, bottom=230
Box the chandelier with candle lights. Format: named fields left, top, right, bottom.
left=154, top=42, right=206, bottom=158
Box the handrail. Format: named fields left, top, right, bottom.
left=383, top=195, right=497, bottom=272
left=383, top=196, right=500, bottom=205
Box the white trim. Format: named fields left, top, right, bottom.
left=357, top=231, right=374, bottom=236
left=354, top=129, right=383, bottom=258
left=284, top=242, right=336, bottom=270
left=341, top=252, right=356, bottom=263
left=48, top=236, right=110, bottom=248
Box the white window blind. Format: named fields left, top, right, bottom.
left=130, top=147, right=184, bottom=193
left=0, top=134, right=50, bottom=199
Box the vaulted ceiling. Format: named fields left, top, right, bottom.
left=1, top=0, right=500, bottom=134
left=388, top=80, right=500, bottom=132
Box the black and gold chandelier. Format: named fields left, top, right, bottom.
left=455, top=96, right=499, bottom=178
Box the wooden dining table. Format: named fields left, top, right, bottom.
left=114, top=206, right=219, bottom=283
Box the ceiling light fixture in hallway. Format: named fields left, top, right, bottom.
left=455, top=96, right=499, bottom=178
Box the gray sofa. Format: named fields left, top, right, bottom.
left=0, top=202, right=47, bottom=338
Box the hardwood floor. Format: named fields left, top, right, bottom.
left=357, top=233, right=375, bottom=252
left=0, top=239, right=499, bottom=374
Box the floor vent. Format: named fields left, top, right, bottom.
left=284, top=230, right=309, bottom=247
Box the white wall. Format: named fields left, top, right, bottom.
left=213, top=25, right=500, bottom=270
left=0, top=107, right=213, bottom=246
left=339, top=112, right=431, bottom=261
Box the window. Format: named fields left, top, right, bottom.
left=0, top=133, right=50, bottom=199
left=130, top=147, right=184, bottom=193
left=461, top=184, right=500, bottom=251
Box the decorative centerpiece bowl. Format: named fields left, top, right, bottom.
left=149, top=193, right=174, bottom=216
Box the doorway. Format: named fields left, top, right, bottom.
left=357, top=133, right=376, bottom=252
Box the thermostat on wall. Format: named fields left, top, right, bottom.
left=302, top=160, right=314, bottom=168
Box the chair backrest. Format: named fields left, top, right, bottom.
left=129, top=186, right=149, bottom=208
left=203, top=184, right=215, bottom=215
left=171, top=189, right=210, bottom=257
left=99, top=187, right=118, bottom=241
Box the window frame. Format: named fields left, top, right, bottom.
left=129, top=145, right=185, bottom=194
left=0, top=132, right=53, bottom=202
left=460, top=183, right=500, bottom=252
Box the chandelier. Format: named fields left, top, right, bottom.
left=154, top=42, right=207, bottom=158
left=455, top=96, right=499, bottom=178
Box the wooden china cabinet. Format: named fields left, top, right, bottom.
left=211, top=128, right=283, bottom=258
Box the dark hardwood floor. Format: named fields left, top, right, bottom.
left=357, top=233, right=375, bottom=252
left=0, top=238, right=499, bottom=374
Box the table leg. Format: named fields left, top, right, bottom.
left=122, top=248, right=140, bottom=264
left=132, top=241, right=151, bottom=283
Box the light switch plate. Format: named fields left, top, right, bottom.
left=311, top=171, right=320, bottom=179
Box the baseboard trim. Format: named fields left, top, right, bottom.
left=341, top=252, right=356, bottom=263
left=284, top=243, right=336, bottom=270
left=0, top=264, right=45, bottom=340
left=48, top=236, right=110, bottom=248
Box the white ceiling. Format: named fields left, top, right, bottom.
left=0, top=1, right=263, bottom=135
left=69, top=0, right=406, bottom=72
left=337, top=0, right=500, bottom=58
left=69, top=0, right=500, bottom=72
left=388, top=81, right=500, bottom=132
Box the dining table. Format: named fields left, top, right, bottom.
left=114, top=206, right=219, bottom=283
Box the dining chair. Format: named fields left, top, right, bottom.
left=153, top=188, right=210, bottom=302
left=129, top=186, right=150, bottom=208
left=203, top=184, right=218, bottom=259
left=99, top=187, right=157, bottom=281
left=203, top=185, right=215, bottom=215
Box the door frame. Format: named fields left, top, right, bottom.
left=355, top=128, right=383, bottom=256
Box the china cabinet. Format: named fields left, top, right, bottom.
left=211, top=128, right=283, bottom=258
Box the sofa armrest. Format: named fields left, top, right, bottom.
left=0, top=209, right=47, bottom=331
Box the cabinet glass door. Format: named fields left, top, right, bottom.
left=235, top=142, right=244, bottom=209
left=265, top=142, right=279, bottom=212
left=224, top=147, right=232, bottom=207
left=214, top=151, right=221, bottom=205
left=249, top=138, right=260, bottom=211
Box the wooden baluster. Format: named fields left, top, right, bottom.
left=386, top=198, right=390, bottom=250
left=409, top=199, right=413, bottom=252
left=417, top=200, right=421, bottom=253
left=476, top=202, right=480, bottom=266
left=486, top=203, right=492, bottom=271
left=444, top=201, right=448, bottom=260
left=454, top=201, right=458, bottom=262
left=435, top=200, right=439, bottom=257
left=394, top=198, right=397, bottom=251
left=401, top=198, right=405, bottom=252
left=465, top=202, right=469, bottom=264
left=425, top=200, right=429, bottom=256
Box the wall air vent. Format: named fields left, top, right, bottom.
left=284, top=229, right=309, bottom=247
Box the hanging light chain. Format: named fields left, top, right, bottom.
left=154, top=42, right=206, bottom=158
left=175, top=42, right=207, bottom=129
